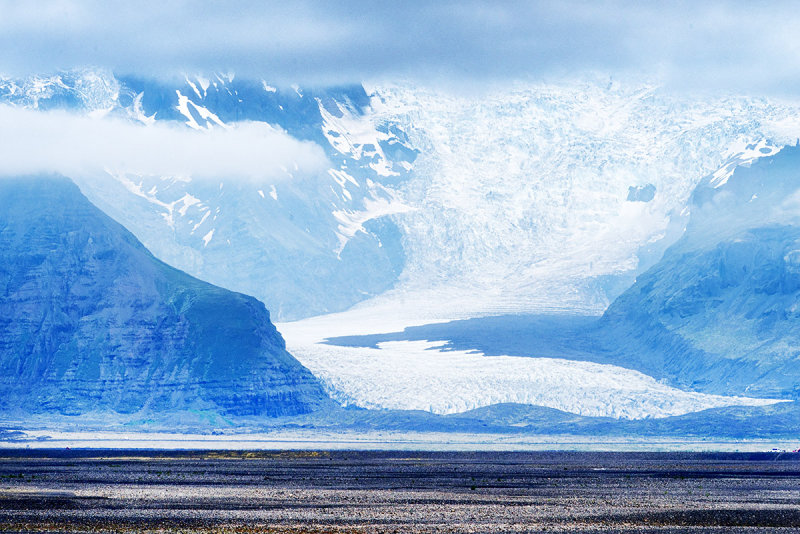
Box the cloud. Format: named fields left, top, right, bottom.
left=0, top=1, right=800, bottom=93
left=0, top=105, right=329, bottom=181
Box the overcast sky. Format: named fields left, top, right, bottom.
left=1, top=0, right=799, bottom=93
left=2, top=1, right=799, bottom=182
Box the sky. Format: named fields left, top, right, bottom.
left=0, top=0, right=799, bottom=93
left=1, top=0, right=799, bottom=182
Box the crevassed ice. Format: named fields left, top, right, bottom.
left=286, top=338, right=782, bottom=420
left=279, top=307, right=785, bottom=420
left=366, top=80, right=800, bottom=314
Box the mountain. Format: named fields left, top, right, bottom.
left=0, top=70, right=415, bottom=321
left=3, top=71, right=800, bottom=434
left=600, top=145, right=800, bottom=399
left=4, top=71, right=800, bottom=321
left=0, top=176, right=331, bottom=418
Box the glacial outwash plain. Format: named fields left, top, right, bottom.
left=1, top=450, right=800, bottom=533
left=5, top=2, right=800, bottom=532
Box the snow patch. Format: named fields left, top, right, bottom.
left=185, top=76, right=202, bottom=99
left=328, top=168, right=359, bottom=188
left=709, top=139, right=781, bottom=188
left=175, top=90, right=228, bottom=130
left=202, top=229, right=215, bottom=247
left=177, top=193, right=201, bottom=216
left=196, top=75, right=210, bottom=94
left=317, top=97, right=398, bottom=177
left=191, top=209, right=210, bottom=233
left=131, top=92, right=156, bottom=125
left=332, top=196, right=414, bottom=254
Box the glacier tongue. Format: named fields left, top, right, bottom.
left=279, top=76, right=800, bottom=419
left=280, top=316, right=783, bottom=420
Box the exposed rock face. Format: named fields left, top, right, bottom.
left=0, top=176, right=331, bottom=417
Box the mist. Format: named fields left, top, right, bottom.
left=0, top=105, right=329, bottom=181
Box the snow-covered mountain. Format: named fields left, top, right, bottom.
left=5, top=69, right=800, bottom=429
left=4, top=70, right=800, bottom=322
left=0, top=70, right=415, bottom=320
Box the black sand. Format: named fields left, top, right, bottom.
left=1, top=450, right=799, bottom=532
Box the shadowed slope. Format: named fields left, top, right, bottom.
left=601, top=146, right=800, bottom=399
left=0, top=176, right=331, bottom=417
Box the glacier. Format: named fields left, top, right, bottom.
left=367, top=81, right=800, bottom=316
left=4, top=70, right=800, bottom=322
left=279, top=305, right=785, bottom=421
left=279, top=141, right=800, bottom=421
left=282, top=338, right=781, bottom=420
left=4, top=69, right=800, bottom=431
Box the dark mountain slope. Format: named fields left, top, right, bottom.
left=0, top=176, right=331, bottom=417
left=600, top=146, right=800, bottom=399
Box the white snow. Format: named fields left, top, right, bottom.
left=258, top=189, right=265, bottom=198
left=175, top=90, right=228, bottom=130
left=191, top=209, right=210, bottom=233
left=196, top=75, right=210, bottom=94
left=709, top=138, right=781, bottom=188
left=332, top=195, right=414, bottom=254
left=177, top=193, right=201, bottom=216
left=269, top=185, right=278, bottom=200
left=262, top=81, right=277, bottom=93
left=202, top=229, right=215, bottom=247
left=110, top=172, right=178, bottom=228
left=185, top=76, right=202, bottom=99
left=317, top=97, right=398, bottom=177
left=131, top=92, right=156, bottom=125
left=107, top=172, right=211, bottom=233
left=328, top=168, right=359, bottom=187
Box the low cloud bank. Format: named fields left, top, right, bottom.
left=0, top=105, right=329, bottom=181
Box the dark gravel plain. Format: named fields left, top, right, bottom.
left=0, top=449, right=799, bottom=533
